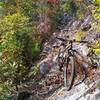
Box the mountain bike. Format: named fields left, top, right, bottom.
left=56, top=37, right=95, bottom=91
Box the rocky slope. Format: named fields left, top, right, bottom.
left=16, top=15, right=100, bottom=100
left=35, top=15, right=100, bottom=100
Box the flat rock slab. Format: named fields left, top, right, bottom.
left=48, top=79, right=100, bottom=100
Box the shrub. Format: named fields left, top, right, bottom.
left=95, top=0, right=100, bottom=4
left=61, top=0, right=78, bottom=17
left=0, top=13, right=41, bottom=97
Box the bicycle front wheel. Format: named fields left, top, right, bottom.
left=64, top=56, right=75, bottom=90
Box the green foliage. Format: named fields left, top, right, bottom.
left=1, top=0, right=99, bottom=98
left=61, top=0, right=88, bottom=19
left=95, top=0, right=100, bottom=4
left=28, top=64, right=39, bottom=79
left=94, top=48, right=100, bottom=54
left=4, top=0, right=38, bottom=24
left=0, top=13, right=41, bottom=98
left=0, top=2, right=5, bottom=15
left=93, top=6, right=100, bottom=21
left=61, top=0, right=77, bottom=17
left=75, top=31, right=86, bottom=41
left=92, top=0, right=100, bottom=21
left=0, top=2, right=4, bottom=6
left=0, top=83, right=12, bottom=100
left=77, top=3, right=87, bottom=19
left=0, top=13, right=29, bottom=60
left=91, top=40, right=100, bottom=54
left=0, top=13, right=27, bottom=83
left=32, top=40, right=41, bottom=60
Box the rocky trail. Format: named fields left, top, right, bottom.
left=18, top=15, right=100, bottom=100
left=35, top=15, right=100, bottom=100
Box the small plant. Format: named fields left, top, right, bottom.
left=95, top=0, right=100, bottom=4
left=75, top=31, right=86, bottom=41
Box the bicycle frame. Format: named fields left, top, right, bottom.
left=56, top=36, right=96, bottom=68
left=56, top=37, right=96, bottom=90
left=58, top=40, right=93, bottom=73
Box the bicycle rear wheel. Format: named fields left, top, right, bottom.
left=64, top=56, right=75, bottom=90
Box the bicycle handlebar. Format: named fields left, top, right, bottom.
left=56, top=37, right=89, bottom=44
left=56, top=37, right=67, bottom=42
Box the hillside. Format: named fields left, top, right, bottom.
left=0, top=0, right=100, bottom=100
left=33, top=14, right=100, bottom=100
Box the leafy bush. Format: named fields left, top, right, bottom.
left=0, top=13, right=41, bottom=98
left=91, top=40, right=100, bottom=54
left=61, top=0, right=90, bottom=19
left=93, top=6, right=100, bottom=21
left=61, top=0, right=77, bottom=17
left=0, top=83, right=12, bottom=100
left=95, top=0, right=100, bottom=4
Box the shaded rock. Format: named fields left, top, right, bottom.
left=82, top=15, right=93, bottom=26
left=81, top=24, right=91, bottom=31
left=17, top=91, right=33, bottom=100
left=39, top=58, right=56, bottom=75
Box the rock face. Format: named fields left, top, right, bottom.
left=49, top=80, right=100, bottom=100
left=37, top=14, right=100, bottom=100
left=39, top=60, right=54, bottom=75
